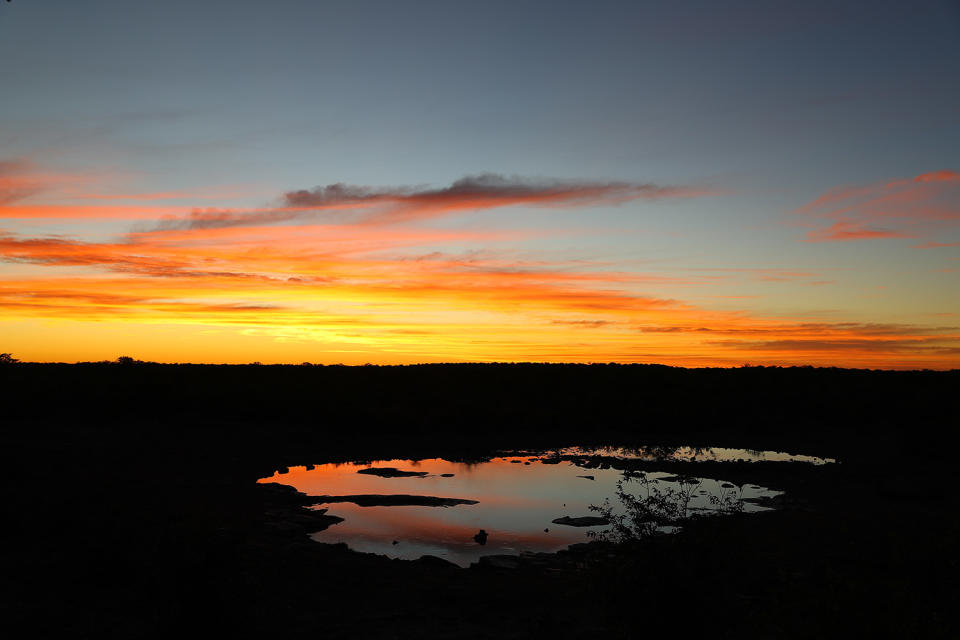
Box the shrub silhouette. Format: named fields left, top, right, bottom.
left=588, top=471, right=744, bottom=543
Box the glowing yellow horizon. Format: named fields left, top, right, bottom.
left=2, top=163, right=958, bottom=370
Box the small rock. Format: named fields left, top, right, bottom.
left=473, top=529, right=488, bottom=545
left=357, top=467, right=429, bottom=478
left=552, top=516, right=610, bottom=527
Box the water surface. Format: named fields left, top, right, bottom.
left=259, top=454, right=787, bottom=566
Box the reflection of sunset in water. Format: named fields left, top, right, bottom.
left=259, top=456, right=782, bottom=566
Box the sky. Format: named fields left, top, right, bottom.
left=1, top=0, right=958, bottom=368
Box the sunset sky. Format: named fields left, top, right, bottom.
left=1, top=0, right=958, bottom=368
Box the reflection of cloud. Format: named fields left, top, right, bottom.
left=797, top=170, right=960, bottom=243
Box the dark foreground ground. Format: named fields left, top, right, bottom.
left=3, top=363, right=958, bottom=638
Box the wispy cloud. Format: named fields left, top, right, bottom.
left=0, top=160, right=722, bottom=231
left=797, top=169, right=960, bottom=243
left=0, top=204, right=202, bottom=220
left=2, top=159, right=957, bottom=368
left=286, top=173, right=717, bottom=213
left=0, top=157, right=258, bottom=220
left=805, top=220, right=912, bottom=242
left=709, top=338, right=960, bottom=356
left=0, top=160, right=40, bottom=205
left=156, top=173, right=722, bottom=231
left=912, top=241, right=960, bottom=249
left=2, top=224, right=957, bottom=367
left=0, top=159, right=91, bottom=206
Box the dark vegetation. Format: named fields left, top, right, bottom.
left=587, top=471, right=745, bottom=542
left=2, top=362, right=959, bottom=637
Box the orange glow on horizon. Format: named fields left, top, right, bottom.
left=2, top=162, right=959, bottom=369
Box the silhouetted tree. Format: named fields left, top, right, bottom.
left=0, top=352, right=18, bottom=364
left=588, top=471, right=744, bottom=543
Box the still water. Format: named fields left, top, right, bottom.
left=258, top=449, right=799, bottom=567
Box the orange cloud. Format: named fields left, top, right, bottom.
left=909, top=170, right=960, bottom=185
left=797, top=169, right=960, bottom=243
left=0, top=159, right=94, bottom=207
left=805, top=220, right=912, bottom=242
left=2, top=162, right=957, bottom=369
left=3, top=220, right=958, bottom=369
left=0, top=158, right=262, bottom=222
left=0, top=204, right=277, bottom=221
left=0, top=160, right=44, bottom=205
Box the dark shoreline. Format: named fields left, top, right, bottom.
left=3, top=363, right=958, bottom=637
